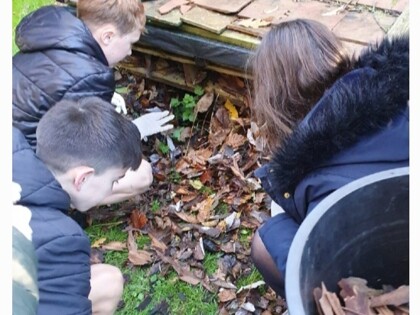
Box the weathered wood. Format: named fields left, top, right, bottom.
left=193, top=0, right=252, bottom=14
left=180, top=6, right=236, bottom=34
left=132, top=46, right=253, bottom=79
left=143, top=0, right=183, bottom=26
left=387, top=6, right=409, bottom=38
left=332, top=11, right=387, bottom=45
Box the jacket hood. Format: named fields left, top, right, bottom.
left=269, top=35, right=409, bottom=192
left=13, top=128, right=70, bottom=212
left=15, top=5, right=108, bottom=65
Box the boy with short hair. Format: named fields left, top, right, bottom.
left=13, top=97, right=142, bottom=314
left=13, top=0, right=174, bottom=206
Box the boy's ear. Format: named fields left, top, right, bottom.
left=98, top=24, right=117, bottom=46
left=73, top=166, right=95, bottom=191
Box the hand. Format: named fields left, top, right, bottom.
left=111, top=92, right=127, bottom=115
left=132, top=110, right=175, bottom=139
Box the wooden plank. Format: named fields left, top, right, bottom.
left=278, top=1, right=348, bottom=31
left=334, top=0, right=408, bottom=13
left=180, top=24, right=261, bottom=49
left=239, top=0, right=346, bottom=30
left=193, top=0, right=253, bottom=14
left=180, top=6, right=236, bottom=34
left=226, top=22, right=270, bottom=39
left=238, top=0, right=301, bottom=21
left=332, top=11, right=386, bottom=45
left=143, top=0, right=183, bottom=27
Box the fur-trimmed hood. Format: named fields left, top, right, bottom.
left=269, top=35, right=409, bottom=193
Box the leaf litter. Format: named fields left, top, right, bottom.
left=87, top=69, right=287, bottom=314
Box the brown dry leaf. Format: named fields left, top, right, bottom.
left=181, top=193, right=199, bottom=203
left=180, top=274, right=201, bottom=285
left=195, top=90, right=214, bottom=113
left=237, top=18, right=271, bottom=28
left=339, top=277, right=382, bottom=299
left=313, top=287, right=324, bottom=315
left=101, top=241, right=127, bottom=251
left=219, top=240, right=236, bottom=253
left=214, top=106, right=231, bottom=129
left=196, top=225, right=222, bottom=238
left=393, top=305, right=409, bottom=314
left=317, top=282, right=335, bottom=315
left=209, top=107, right=231, bottom=148
left=154, top=250, right=205, bottom=287
left=193, top=238, right=205, bottom=260
left=127, top=230, right=153, bottom=265
left=343, top=288, right=374, bottom=315
left=374, top=305, right=394, bottom=315
left=178, top=127, right=192, bottom=142
left=186, top=147, right=213, bottom=166
left=218, top=289, right=237, bottom=302
left=149, top=233, right=168, bottom=253
left=128, top=249, right=153, bottom=266
left=175, top=158, right=190, bottom=174
left=175, top=211, right=199, bottom=224
left=200, top=169, right=213, bottom=184
left=230, top=158, right=245, bottom=181
left=225, top=132, right=247, bottom=149
left=175, top=186, right=192, bottom=195
left=370, top=285, right=409, bottom=307
left=193, top=196, right=214, bottom=223
left=130, top=209, right=148, bottom=229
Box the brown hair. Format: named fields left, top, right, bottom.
left=249, top=19, right=351, bottom=152
left=36, top=97, right=142, bottom=175
left=77, top=0, right=146, bottom=35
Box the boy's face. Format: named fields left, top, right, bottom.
left=103, top=28, right=141, bottom=67
left=69, top=166, right=127, bottom=212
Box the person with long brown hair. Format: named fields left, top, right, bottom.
left=249, top=19, right=409, bottom=297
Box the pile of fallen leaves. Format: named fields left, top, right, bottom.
left=88, top=69, right=290, bottom=314
left=314, top=277, right=409, bottom=315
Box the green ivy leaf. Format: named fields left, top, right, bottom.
left=115, top=86, right=129, bottom=94
left=194, top=85, right=204, bottom=96
left=172, top=127, right=184, bottom=141
left=170, top=97, right=181, bottom=107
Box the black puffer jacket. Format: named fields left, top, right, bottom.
left=13, top=127, right=92, bottom=315
left=13, top=5, right=115, bottom=149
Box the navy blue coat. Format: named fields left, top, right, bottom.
left=13, top=127, right=92, bottom=315
left=13, top=5, right=114, bottom=149
left=255, top=35, right=409, bottom=276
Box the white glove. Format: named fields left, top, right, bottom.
left=132, top=110, right=175, bottom=139
left=111, top=92, right=127, bottom=115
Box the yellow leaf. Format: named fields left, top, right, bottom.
left=92, top=237, right=107, bottom=248
left=224, top=99, right=238, bottom=120
left=189, top=179, right=203, bottom=190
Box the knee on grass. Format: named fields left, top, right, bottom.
left=90, top=264, right=124, bottom=315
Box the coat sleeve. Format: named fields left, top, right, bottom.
left=64, top=71, right=115, bottom=103
left=36, top=234, right=92, bottom=315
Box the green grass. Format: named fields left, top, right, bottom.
left=236, top=266, right=264, bottom=289
left=151, top=272, right=218, bottom=315
left=86, top=223, right=218, bottom=314
left=12, top=0, right=56, bottom=54
left=203, top=253, right=221, bottom=275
